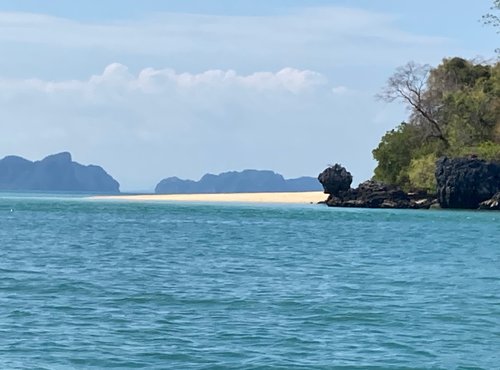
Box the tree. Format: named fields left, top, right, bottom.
left=377, top=62, right=449, bottom=146
left=431, top=58, right=497, bottom=150
left=373, top=58, right=500, bottom=191
left=378, top=58, right=498, bottom=150
left=372, top=123, right=421, bottom=187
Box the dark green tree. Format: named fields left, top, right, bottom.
left=372, top=123, right=420, bottom=188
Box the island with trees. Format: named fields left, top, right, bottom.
left=319, top=57, right=500, bottom=210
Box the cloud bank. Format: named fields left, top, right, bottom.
left=5, top=64, right=326, bottom=95
left=0, top=64, right=364, bottom=190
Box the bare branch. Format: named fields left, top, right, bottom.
left=377, top=61, right=449, bottom=147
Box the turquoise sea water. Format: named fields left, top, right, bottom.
left=0, top=195, right=499, bottom=369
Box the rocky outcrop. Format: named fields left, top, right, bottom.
left=155, top=170, right=322, bottom=194
left=319, top=157, right=500, bottom=210
left=317, top=164, right=352, bottom=196
left=0, top=152, right=120, bottom=193
left=436, top=156, right=500, bottom=209
left=318, top=164, right=435, bottom=209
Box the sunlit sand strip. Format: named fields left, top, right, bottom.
left=90, top=191, right=326, bottom=204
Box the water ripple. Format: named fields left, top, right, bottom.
left=0, top=198, right=499, bottom=368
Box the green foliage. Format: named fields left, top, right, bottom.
left=408, top=154, right=437, bottom=192
left=428, top=57, right=491, bottom=93
left=477, top=141, right=500, bottom=160
left=374, top=58, right=500, bottom=189
left=456, top=141, right=500, bottom=161
left=372, top=123, right=418, bottom=188
left=439, top=61, right=499, bottom=149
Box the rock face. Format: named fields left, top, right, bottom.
left=317, top=164, right=352, bottom=196
left=0, top=152, right=120, bottom=193
left=319, top=158, right=500, bottom=210
left=318, top=164, right=435, bottom=209
left=436, top=156, right=500, bottom=209
left=155, top=170, right=322, bottom=194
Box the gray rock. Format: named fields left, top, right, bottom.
left=317, top=164, right=352, bottom=196
left=327, top=180, right=433, bottom=209
left=435, top=156, right=500, bottom=209
left=318, top=163, right=436, bottom=209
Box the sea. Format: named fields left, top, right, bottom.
left=0, top=194, right=499, bottom=369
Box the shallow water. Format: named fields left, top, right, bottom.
left=0, top=196, right=499, bottom=369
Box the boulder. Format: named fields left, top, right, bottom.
left=435, top=156, right=500, bottom=209
left=317, top=164, right=352, bottom=196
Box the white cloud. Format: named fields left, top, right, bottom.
left=1, top=64, right=326, bottom=95
left=133, top=65, right=326, bottom=93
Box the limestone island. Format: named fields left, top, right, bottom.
left=0, top=152, right=120, bottom=193
left=155, top=169, right=322, bottom=194
left=320, top=57, right=499, bottom=211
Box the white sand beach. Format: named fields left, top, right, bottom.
left=91, top=191, right=326, bottom=204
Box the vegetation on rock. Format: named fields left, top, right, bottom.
left=373, top=57, right=500, bottom=192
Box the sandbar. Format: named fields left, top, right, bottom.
left=91, top=191, right=326, bottom=204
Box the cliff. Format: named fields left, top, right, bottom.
left=436, top=156, right=500, bottom=209
left=155, top=170, right=321, bottom=194
left=0, top=152, right=120, bottom=193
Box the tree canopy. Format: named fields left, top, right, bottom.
left=373, top=57, right=500, bottom=192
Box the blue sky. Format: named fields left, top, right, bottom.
left=0, top=1, right=497, bottom=190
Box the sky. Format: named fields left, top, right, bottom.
left=0, top=0, right=497, bottom=191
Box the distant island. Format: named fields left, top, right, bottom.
left=155, top=170, right=322, bottom=194
left=0, top=152, right=120, bottom=193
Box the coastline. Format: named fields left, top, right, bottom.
left=90, top=191, right=326, bottom=204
